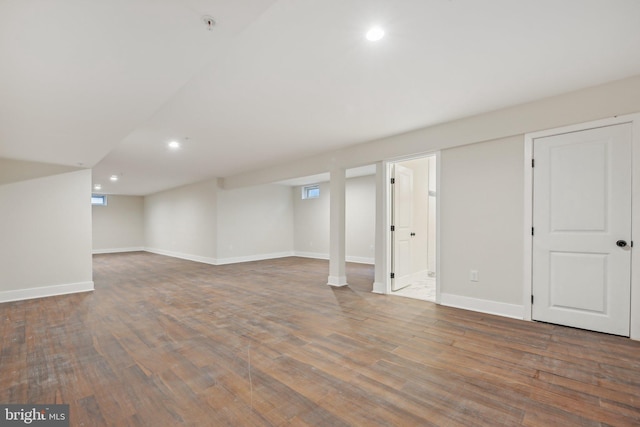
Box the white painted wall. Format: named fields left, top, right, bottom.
left=440, top=136, right=523, bottom=308
left=0, top=157, right=80, bottom=185
left=143, top=179, right=295, bottom=264
left=293, top=175, right=375, bottom=263
left=216, top=184, right=294, bottom=263
left=346, top=175, right=376, bottom=263
left=427, top=155, right=437, bottom=274
left=0, top=169, right=93, bottom=302
left=92, top=195, right=144, bottom=253
left=144, top=178, right=218, bottom=263
left=293, top=181, right=330, bottom=258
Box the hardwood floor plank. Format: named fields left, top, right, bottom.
left=1, top=252, right=640, bottom=426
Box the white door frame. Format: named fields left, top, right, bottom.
left=379, top=152, right=441, bottom=303
left=523, top=113, right=640, bottom=340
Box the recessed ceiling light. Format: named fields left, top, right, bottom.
left=366, top=26, right=385, bottom=42
left=94, top=184, right=102, bottom=190
left=168, top=141, right=181, bottom=150
left=110, top=175, right=118, bottom=182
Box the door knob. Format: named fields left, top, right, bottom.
left=616, top=240, right=628, bottom=247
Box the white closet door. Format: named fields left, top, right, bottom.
left=532, top=123, right=632, bottom=336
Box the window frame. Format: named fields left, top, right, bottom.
left=302, top=184, right=320, bottom=199
left=91, top=194, right=108, bottom=206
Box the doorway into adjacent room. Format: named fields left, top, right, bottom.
left=388, top=154, right=438, bottom=302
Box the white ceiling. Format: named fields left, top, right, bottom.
left=2, top=0, right=640, bottom=195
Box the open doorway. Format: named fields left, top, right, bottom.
left=388, top=154, right=437, bottom=302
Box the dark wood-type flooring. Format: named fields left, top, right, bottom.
left=1, top=252, right=640, bottom=426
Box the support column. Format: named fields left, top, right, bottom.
left=327, top=166, right=348, bottom=287
left=372, top=161, right=388, bottom=293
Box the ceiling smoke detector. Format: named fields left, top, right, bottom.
left=202, top=15, right=216, bottom=31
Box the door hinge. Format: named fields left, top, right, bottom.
left=531, top=159, right=535, bottom=167
left=531, top=227, right=534, bottom=236
left=632, top=241, right=634, bottom=248
left=391, top=178, right=395, bottom=184
left=391, top=225, right=395, bottom=232
left=391, top=272, right=395, bottom=279
left=531, top=295, right=534, bottom=304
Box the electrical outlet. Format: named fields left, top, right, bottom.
left=470, top=270, right=479, bottom=282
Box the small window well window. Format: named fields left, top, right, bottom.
left=302, top=184, right=320, bottom=199
left=92, top=194, right=107, bottom=206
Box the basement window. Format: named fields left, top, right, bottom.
left=91, top=194, right=107, bottom=206
left=302, top=184, right=320, bottom=199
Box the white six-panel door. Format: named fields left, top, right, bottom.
left=532, top=123, right=632, bottom=336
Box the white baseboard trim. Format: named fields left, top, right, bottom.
left=142, top=247, right=371, bottom=267
left=93, top=247, right=144, bottom=254
left=440, top=293, right=524, bottom=320
left=294, top=251, right=327, bottom=260
left=346, top=256, right=375, bottom=265
left=294, top=251, right=374, bottom=265
left=0, top=281, right=94, bottom=304
left=144, top=248, right=217, bottom=265
left=215, top=251, right=295, bottom=266
left=372, top=281, right=387, bottom=294
left=327, top=275, right=348, bottom=287
left=144, top=248, right=296, bottom=266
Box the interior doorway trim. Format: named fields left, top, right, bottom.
left=523, top=113, right=640, bottom=340
left=381, top=152, right=441, bottom=303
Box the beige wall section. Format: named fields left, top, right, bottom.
left=92, top=195, right=144, bottom=252
left=144, top=180, right=294, bottom=264
left=144, top=178, right=218, bottom=262
left=293, top=182, right=330, bottom=256
left=216, top=184, right=294, bottom=263
left=293, top=175, right=375, bottom=263
left=0, top=169, right=93, bottom=299
left=0, top=157, right=80, bottom=186
left=346, top=175, right=376, bottom=263
left=427, top=155, right=437, bottom=274
left=440, top=136, right=523, bottom=305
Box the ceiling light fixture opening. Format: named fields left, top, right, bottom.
left=110, top=175, right=119, bottom=182
left=94, top=184, right=102, bottom=190
left=202, top=15, right=216, bottom=31
left=366, top=26, right=385, bottom=42
left=168, top=140, right=181, bottom=150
